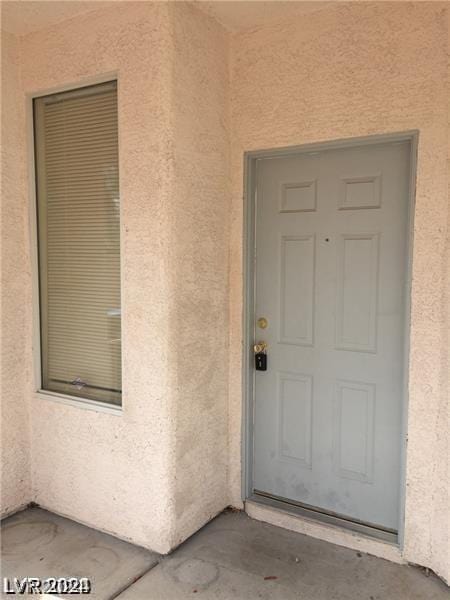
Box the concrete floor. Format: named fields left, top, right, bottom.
left=2, top=507, right=448, bottom=599
left=1, top=507, right=158, bottom=598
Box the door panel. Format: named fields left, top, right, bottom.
left=279, top=235, right=315, bottom=345
left=253, top=141, right=410, bottom=532
left=335, top=233, right=379, bottom=352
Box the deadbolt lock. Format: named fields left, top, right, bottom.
left=257, top=317, right=268, bottom=329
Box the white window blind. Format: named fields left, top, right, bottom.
left=34, top=81, right=121, bottom=406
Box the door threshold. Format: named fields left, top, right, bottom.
left=250, top=491, right=398, bottom=545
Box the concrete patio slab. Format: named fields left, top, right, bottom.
left=117, top=510, right=448, bottom=600
left=1, top=507, right=158, bottom=599
left=1, top=507, right=448, bottom=599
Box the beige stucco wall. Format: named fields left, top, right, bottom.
left=228, top=1, right=449, bottom=583
left=1, top=30, right=32, bottom=517
left=1, top=1, right=230, bottom=553
left=1, top=0, right=448, bottom=583
left=167, top=2, right=231, bottom=546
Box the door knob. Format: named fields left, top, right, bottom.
left=253, top=342, right=267, bottom=354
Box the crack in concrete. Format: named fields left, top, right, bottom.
left=108, top=559, right=162, bottom=600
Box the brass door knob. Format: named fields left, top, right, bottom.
left=253, top=342, right=267, bottom=354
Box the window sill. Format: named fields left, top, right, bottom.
left=35, top=389, right=123, bottom=416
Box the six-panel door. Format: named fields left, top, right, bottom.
left=253, top=141, right=410, bottom=531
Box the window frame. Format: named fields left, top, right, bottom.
left=28, top=75, right=124, bottom=414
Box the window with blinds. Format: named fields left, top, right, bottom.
left=34, top=81, right=121, bottom=406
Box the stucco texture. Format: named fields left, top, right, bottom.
left=228, top=1, right=449, bottom=583
left=1, top=1, right=230, bottom=553
left=167, top=2, right=231, bottom=546
left=1, top=30, right=32, bottom=517
left=1, top=0, right=449, bottom=584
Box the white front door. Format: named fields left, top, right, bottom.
left=252, top=139, right=411, bottom=533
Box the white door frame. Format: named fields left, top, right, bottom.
left=242, top=131, right=419, bottom=547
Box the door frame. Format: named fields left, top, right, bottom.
left=242, top=131, right=419, bottom=547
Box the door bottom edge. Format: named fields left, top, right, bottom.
left=248, top=491, right=399, bottom=546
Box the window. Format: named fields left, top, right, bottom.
left=34, top=81, right=121, bottom=406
